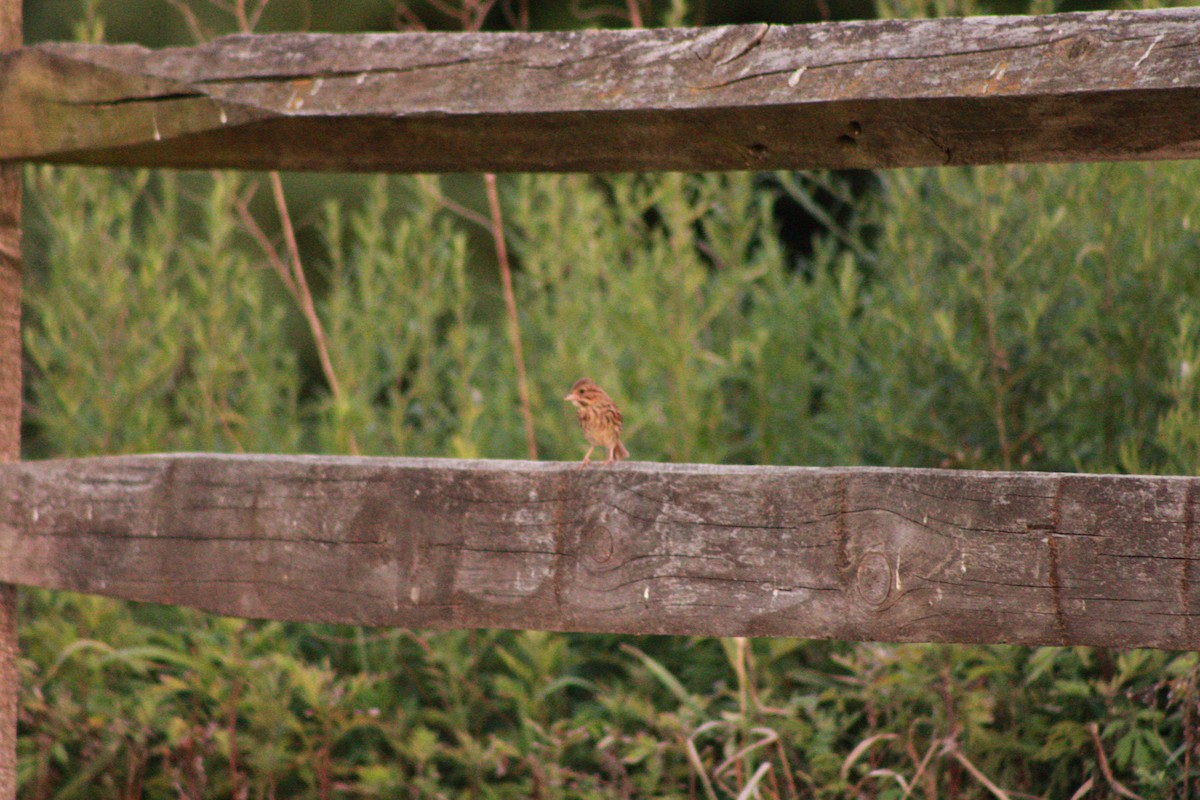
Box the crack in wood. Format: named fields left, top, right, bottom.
left=1098, top=551, right=1200, bottom=561
left=835, top=472, right=850, bottom=588
left=1186, top=482, right=1196, bottom=642
left=1045, top=477, right=1068, bottom=644
left=439, top=493, right=572, bottom=506
left=431, top=544, right=566, bottom=557
left=691, top=32, right=1139, bottom=92
left=186, top=57, right=481, bottom=85
left=921, top=575, right=1052, bottom=589
left=841, top=506, right=965, bottom=539
left=180, top=51, right=621, bottom=87
left=585, top=551, right=749, bottom=571
left=712, top=23, right=771, bottom=66
left=1062, top=594, right=1183, bottom=604
left=598, top=572, right=837, bottom=594
left=21, top=527, right=388, bottom=546
left=53, top=91, right=208, bottom=107
left=110, top=576, right=388, bottom=598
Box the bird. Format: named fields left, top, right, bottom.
left=563, top=378, right=629, bottom=466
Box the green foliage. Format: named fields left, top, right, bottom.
left=316, top=175, right=484, bottom=457
left=21, top=155, right=1200, bottom=796
left=24, top=167, right=301, bottom=455
left=852, top=162, right=1200, bottom=473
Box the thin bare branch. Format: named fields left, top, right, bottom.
left=501, top=0, right=529, bottom=31
left=946, top=746, right=1012, bottom=800
left=1068, top=778, right=1095, bottom=800
left=713, top=728, right=779, bottom=778
left=867, top=769, right=911, bottom=795
left=840, top=733, right=898, bottom=782
left=424, top=186, right=493, bottom=233
left=569, top=0, right=634, bottom=25
left=234, top=0, right=251, bottom=32
left=204, top=0, right=236, bottom=15
left=269, top=172, right=358, bottom=455
left=246, top=0, right=272, bottom=31
left=392, top=3, right=428, bottom=31
left=899, top=730, right=941, bottom=800
left=734, top=762, right=771, bottom=800
left=685, top=725, right=722, bottom=800
left=232, top=180, right=299, bottom=300
left=485, top=173, right=537, bottom=460
left=469, top=0, right=500, bottom=30
left=422, top=0, right=463, bottom=21
left=423, top=0, right=498, bottom=30
left=772, top=736, right=800, bottom=800
left=163, top=0, right=212, bottom=43
left=625, top=0, right=643, bottom=27
left=1088, top=722, right=1147, bottom=800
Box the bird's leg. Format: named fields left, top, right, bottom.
left=576, top=446, right=595, bottom=470
left=603, top=445, right=617, bottom=465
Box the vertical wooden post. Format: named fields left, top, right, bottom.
left=0, top=0, right=21, bottom=794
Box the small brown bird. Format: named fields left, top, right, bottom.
left=564, top=378, right=629, bottom=466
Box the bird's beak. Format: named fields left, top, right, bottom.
left=563, top=393, right=573, bottom=402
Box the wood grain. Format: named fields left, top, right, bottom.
left=1, top=454, right=1198, bottom=649
left=3, top=9, right=1200, bottom=173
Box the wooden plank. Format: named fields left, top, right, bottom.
left=0, top=454, right=1197, bottom=649
left=2, top=9, right=1200, bottom=173
left=0, top=0, right=19, bottom=792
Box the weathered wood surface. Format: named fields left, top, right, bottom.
left=3, top=9, right=1200, bottom=173
left=0, top=0, right=20, bottom=792
left=1, top=454, right=1198, bottom=649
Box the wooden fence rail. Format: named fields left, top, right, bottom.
left=3, top=9, right=1200, bottom=173
left=0, top=454, right=1197, bottom=650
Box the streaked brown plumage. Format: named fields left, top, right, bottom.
left=563, top=378, right=629, bottom=466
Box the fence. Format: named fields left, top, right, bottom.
left=3, top=5, right=1200, bottom=795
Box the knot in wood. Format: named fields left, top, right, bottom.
left=855, top=551, right=893, bottom=608
left=1059, top=33, right=1099, bottom=61
left=583, top=521, right=615, bottom=565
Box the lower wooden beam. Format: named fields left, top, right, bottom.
left=0, top=454, right=1196, bottom=649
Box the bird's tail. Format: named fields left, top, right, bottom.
left=615, top=441, right=630, bottom=461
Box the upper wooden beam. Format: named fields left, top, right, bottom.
left=2, top=9, right=1200, bottom=173
left=1, top=453, right=1199, bottom=649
